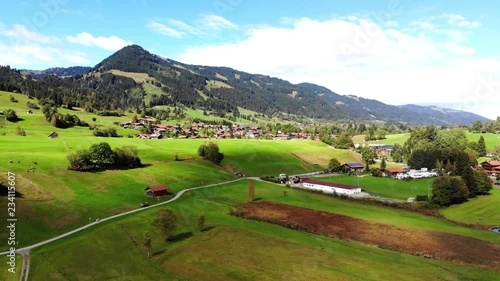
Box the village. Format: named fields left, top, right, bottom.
left=124, top=118, right=313, bottom=140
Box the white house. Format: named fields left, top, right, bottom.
left=301, top=179, right=361, bottom=195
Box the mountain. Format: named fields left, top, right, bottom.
left=20, top=66, right=92, bottom=79
left=4, top=45, right=491, bottom=125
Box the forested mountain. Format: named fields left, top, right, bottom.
left=2, top=45, right=491, bottom=125
left=20, top=66, right=91, bottom=79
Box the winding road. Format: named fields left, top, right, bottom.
left=1, top=177, right=267, bottom=281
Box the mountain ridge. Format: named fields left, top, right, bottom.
left=12, top=44, right=490, bottom=125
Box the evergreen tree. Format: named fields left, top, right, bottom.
left=380, top=158, right=387, bottom=170
left=477, top=136, right=487, bottom=157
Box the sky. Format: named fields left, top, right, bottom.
left=1, top=0, right=499, bottom=119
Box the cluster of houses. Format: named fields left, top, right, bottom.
left=124, top=119, right=313, bottom=140
left=480, top=160, right=500, bottom=176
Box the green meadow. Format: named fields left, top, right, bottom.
left=28, top=180, right=500, bottom=280
left=313, top=174, right=432, bottom=200
left=466, top=132, right=500, bottom=152
left=0, top=92, right=361, bottom=249
left=441, top=188, right=500, bottom=226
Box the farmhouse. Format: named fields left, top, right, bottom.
left=383, top=167, right=407, bottom=177
left=341, top=162, right=365, bottom=173
left=145, top=185, right=169, bottom=197
left=481, top=160, right=500, bottom=175
left=301, top=179, right=361, bottom=195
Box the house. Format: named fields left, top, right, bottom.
left=341, top=162, right=365, bottom=173
left=301, top=179, right=361, bottom=195
left=383, top=167, right=407, bottom=177
left=145, top=185, right=168, bottom=197
left=48, top=132, right=58, bottom=138
left=480, top=160, right=500, bottom=175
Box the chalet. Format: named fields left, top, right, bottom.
left=48, top=132, right=58, bottom=138
left=480, top=160, right=500, bottom=175
left=145, top=185, right=169, bottom=197
left=383, top=167, right=407, bottom=177
left=301, top=179, right=361, bottom=195
left=341, top=162, right=365, bottom=173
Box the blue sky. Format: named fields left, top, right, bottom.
left=1, top=0, right=499, bottom=119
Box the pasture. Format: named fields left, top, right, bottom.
left=441, top=188, right=500, bottom=226
left=313, top=174, right=432, bottom=200
left=0, top=91, right=361, bottom=249
left=27, top=180, right=500, bottom=280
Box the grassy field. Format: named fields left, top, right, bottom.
left=313, top=174, right=432, bottom=200
left=466, top=132, right=500, bottom=151
left=28, top=180, right=500, bottom=280
left=0, top=254, right=21, bottom=281
left=352, top=133, right=410, bottom=145
left=0, top=92, right=361, bottom=249
left=441, top=188, right=500, bottom=226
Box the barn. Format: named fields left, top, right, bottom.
left=145, top=185, right=169, bottom=197
left=301, top=179, right=361, bottom=195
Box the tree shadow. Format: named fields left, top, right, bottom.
left=200, top=226, right=215, bottom=232
left=9, top=117, right=25, bottom=123
left=252, top=197, right=263, bottom=201
left=152, top=249, right=166, bottom=257
left=169, top=231, right=193, bottom=242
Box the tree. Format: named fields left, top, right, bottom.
left=152, top=209, right=177, bottom=241
left=473, top=169, right=493, bottom=195
left=89, top=142, right=115, bottom=168
left=360, top=147, right=376, bottom=170
left=477, top=136, right=487, bottom=157
left=132, top=114, right=138, bottom=123
left=198, top=142, right=224, bottom=164
left=493, top=145, right=500, bottom=160
left=4, top=109, right=18, bottom=122
left=470, top=120, right=483, bottom=133
left=380, top=158, right=386, bottom=170
left=248, top=180, right=255, bottom=201
left=142, top=232, right=152, bottom=258
left=197, top=215, right=205, bottom=232
left=328, top=158, right=341, bottom=172
left=15, top=126, right=26, bottom=136
left=431, top=175, right=469, bottom=206
left=114, top=146, right=141, bottom=168
left=67, top=149, right=93, bottom=171
left=390, top=143, right=405, bottom=163
left=334, top=132, right=353, bottom=149
left=461, top=167, right=476, bottom=198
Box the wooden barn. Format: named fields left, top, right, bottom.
left=145, top=185, right=169, bottom=197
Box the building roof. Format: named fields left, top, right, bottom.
left=343, top=162, right=365, bottom=168
left=384, top=167, right=407, bottom=173
left=481, top=160, right=500, bottom=166
left=147, top=185, right=168, bottom=192
left=302, top=179, right=360, bottom=190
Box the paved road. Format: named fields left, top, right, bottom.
left=0, top=177, right=269, bottom=280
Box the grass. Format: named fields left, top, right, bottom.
left=352, top=133, right=410, bottom=145
left=440, top=188, right=500, bottom=226
left=0, top=254, right=21, bottom=281
left=312, top=174, right=432, bottom=200
left=0, top=92, right=362, bottom=249
left=466, top=132, right=500, bottom=152
left=28, top=180, right=500, bottom=280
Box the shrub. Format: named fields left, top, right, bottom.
left=4, top=109, right=19, bottom=122
left=15, top=126, right=26, bottom=136
left=198, top=142, right=224, bottom=164
left=26, top=101, right=39, bottom=109
left=370, top=168, right=383, bottom=177
left=415, top=195, right=428, bottom=201
left=9, top=95, right=18, bottom=103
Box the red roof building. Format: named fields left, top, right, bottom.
left=481, top=161, right=500, bottom=175
left=145, top=185, right=169, bottom=197
left=383, top=167, right=407, bottom=175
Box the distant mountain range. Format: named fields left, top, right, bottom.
left=14, top=45, right=490, bottom=125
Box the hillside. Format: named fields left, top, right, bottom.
left=4, top=44, right=491, bottom=125
left=20, top=66, right=91, bottom=79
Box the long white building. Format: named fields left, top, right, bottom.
left=301, top=179, right=361, bottom=195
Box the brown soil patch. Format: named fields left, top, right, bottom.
left=238, top=201, right=500, bottom=270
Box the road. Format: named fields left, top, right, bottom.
left=0, top=177, right=270, bottom=281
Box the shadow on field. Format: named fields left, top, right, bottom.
left=152, top=249, right=166, bottom=257
left=201, top=226, right=216, bottom=232
left=170, top=231, right=193, bottom=242
left=252, top=197, right=263, bottom=201
left=0, top=183, right=23, bottom=197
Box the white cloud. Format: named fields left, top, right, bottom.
left=0, top=24, right=60, bottom=44
left=0, top=24, right=89, bottom=68
left=176, top=16, right=500, bottom=119
left=385, top=20, right=399, bottom=27
left=147, top=22, right=184, bottom=38
left=148, top=14, right=236, bottom=38
left=66, top=32, right=133, bottom=51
